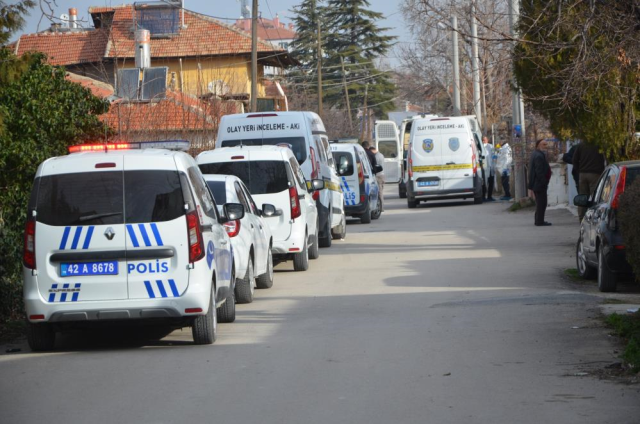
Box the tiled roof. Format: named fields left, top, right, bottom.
left=66, top=72, right=114, bottom=97
left=100, top=91, right=237, bottom=132
left=258, top=26, right=297, bottom=41
left=15, top=30, right=108, bottom=66
left=104, top=6, right=284, bottom=59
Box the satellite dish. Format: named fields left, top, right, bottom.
left=60, top=13, right=70, bottom=28
left=207, top=80, right=230, bottom=96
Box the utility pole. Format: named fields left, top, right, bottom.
left=250, top=0, right=258, bottom=112
left=340, top=56, right=353, bottom=133
left=471, top=0, right=482, bottom=127
left=360, top=83, right=369, bottom=142
left=451, top=15, right=461, bottom=116
left=317, top=18, right=323, bottom=116
left=509, top=0, right=526, bottom=200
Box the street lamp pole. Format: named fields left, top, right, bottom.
left=471, top=0, right=482, bottom=127
left=250, top=0, right=258, bottom=112
left=451, top=15, right=461, bottom=116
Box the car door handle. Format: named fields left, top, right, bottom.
left=221, top=240, right=228, bottom=245
left=446, top=162, right=455, bottom=165
left=201, top=224, right=213, bottom=232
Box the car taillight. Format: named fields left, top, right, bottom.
left=408, top=147, right=413, bottom=178
left=289, top=186, right=302, bottom=219
left=186, top=211, right=204, bottom=262
left=223, top=219, right=241, bottom=237
left=310, top=146, right=319, bottom=179
left=360, top=194, right=366, bottom=204
left=358, top=163, right=364, bottom=185
left=23, top=220, right=36, bottom=269
left=611, top=167, right=627, bottom=210
left=471, top=142, right=478, bottom=176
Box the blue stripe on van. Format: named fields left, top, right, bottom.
left=138, top=224, right=152, bottom=247
left=48, top=284, right=57, bottom=302
left=144, top=281, right=155, bottom=298
left=150, top=223, right=164, bottom=246
left=59, top=227, right=71, bottom=250
left=82, top=226, right=95, bottom=250
left=168, top=279, right=179, bottom=297
left=70, top=227, right=83, bottom=250
left=71, top=283, right=81, bottom=302
left=127, top=225, right=140, bottom=248
left=155, top=280, right=168, bottom=298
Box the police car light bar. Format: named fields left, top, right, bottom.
left=68, top=140, right=190, bottom=153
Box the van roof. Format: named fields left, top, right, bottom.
left=197, top=145, right=292, bottom=162
left=220, top=111, right=326, bottom=134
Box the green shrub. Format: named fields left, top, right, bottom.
left=606, top=312, right=640, bottom=373
left=618, top=177, right=640, bottom=282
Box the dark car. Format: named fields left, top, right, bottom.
left=574, top=160, right=640, bottom=292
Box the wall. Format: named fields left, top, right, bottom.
left=547, top=162, right=569, bottom=206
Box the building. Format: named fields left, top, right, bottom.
left=12, top=3, right=295, bottom=107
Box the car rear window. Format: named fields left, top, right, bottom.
left=199, top=161, right=289, bottom=195
left=35, top=170, right=184, bottom=226
left=206, top=180, right=227, bottom=204
left=627, top=168, right=640, bottom=186
left=220, top=137, right=307, bottom=165
left=332, top=152, right=354, bottom=176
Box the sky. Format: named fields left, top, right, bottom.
left=13, top=0, right=411, bottom=68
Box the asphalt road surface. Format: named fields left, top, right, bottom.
left=2, top=185, right=639, bottom=423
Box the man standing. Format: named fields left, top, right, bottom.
left=482, top=136, right=496, bottom=201
left=496, top=143, right=513, bottom=200
left=370, top=145, right=385, bottom=211
left=528, top=139, right=552, bottom=226
left=572, top=142, right=605, bottom=220
left=361, top=141, right=377, bottom=168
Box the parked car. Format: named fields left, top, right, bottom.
left=215, top=111, right=342, bottom=248
left=204, top=174, right=275, bottom=303
left=574, top=161, right=640, bottom=291
left=330, top=142, right=382, bottom=223
left=197, top=145, right=323, bottom=271
left=23, top=141, right=243, bottom=351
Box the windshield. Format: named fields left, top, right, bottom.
left=220, top=137, right=307, bottom=165
left=199, top=161, right=290, bottom=195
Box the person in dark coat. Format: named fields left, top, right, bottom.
left=528, top=139, right=552, bottom=226
left=361, top=141, right=377, bottom=168
left=572, top=142, right=605, bottom=220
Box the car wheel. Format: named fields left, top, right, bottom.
left=309, top=221, right=320, bottom=259
left=332, top=213, right=347, bottom=240
left=27, top=322, right=55, bottom=352
left=399, top=181, right=407, bottom=198
left=293, top=233, right=310, bottom=271
left=256, top=249, right=274, bottom=289
left=217, top=288, right=236, bottom=323
left=371, top=193, right=382, bottom=220
left=576, top=237, right=596, bottom=279
left=598, top=247, right=617, bottom=292
left=319, top=214, right=332, bottom=248
left=360, top=202, right=372, bottom=224
left=235, top=256, right=255, bottom=303
left=407, top=197, right=417, bottom=209
left=192, top=284, right=217, bottom=345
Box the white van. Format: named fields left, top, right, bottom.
left=374, top=120, right=401, bottom=183
left=398, top=114, right=438, bottom=198
left=215, top=112, right=342, bottom=249
left=198, top=146, right=323, bottom=271
left=23, top=141, right=242, bottom=350
left=406, top=116, right=484, bottom=207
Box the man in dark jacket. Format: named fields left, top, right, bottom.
left=528, top=139, right=552, bottom=226
left=361, top=141, right=377, bottom=168
left=572, top=142, right=605, bottom=220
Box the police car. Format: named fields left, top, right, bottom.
left=23, top=141, right=243, bottom=351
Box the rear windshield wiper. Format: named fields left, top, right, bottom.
left=76, top=212, right=122, bottom=223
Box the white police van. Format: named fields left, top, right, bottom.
left=215, top=112, right=341, bottom=248
left=330, top=143, right=381, bottom=223
left=406, top=116, right=484, bottom=207
left=23, top=141, right=243, bottom=351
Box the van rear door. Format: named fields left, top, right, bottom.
left=410, top=126, right=443, bottom=192
left=375, top=120, right=401, bottom=183
left=331, top=146, right=359, bottom=206
left=34, top=156, right=128, bottom=303
left=440, top=130, right=475, bottom=191
left=123, top=156, right=191, bottom=300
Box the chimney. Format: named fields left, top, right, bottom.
left=288, top=23, right=294, bottom=31
left=69, top=8, right=78, bottom=29
left=273, top=14, right=279, bottom=29
left=135, top=29, right=151, bottom=69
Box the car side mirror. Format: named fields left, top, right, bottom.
left=261, top=203, right=281, bottom=217
left=222, top=203, right=244, bottom=222
left=573, top=194, right=593, bottom=208
left=310, top=179, right=325, bottom=192
left=373, top=164, right=384, bottom=174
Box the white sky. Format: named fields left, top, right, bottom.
left=14, top=0, right=411, bottom=68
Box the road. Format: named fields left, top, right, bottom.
left=2, top=186, right=639, bottom=423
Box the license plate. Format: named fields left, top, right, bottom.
left=61, top=261, right=118, bottom=277
left=418, top=181, right=439, bottom=187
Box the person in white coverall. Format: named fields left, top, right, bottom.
left=482, top=136, right=496, bottom=201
